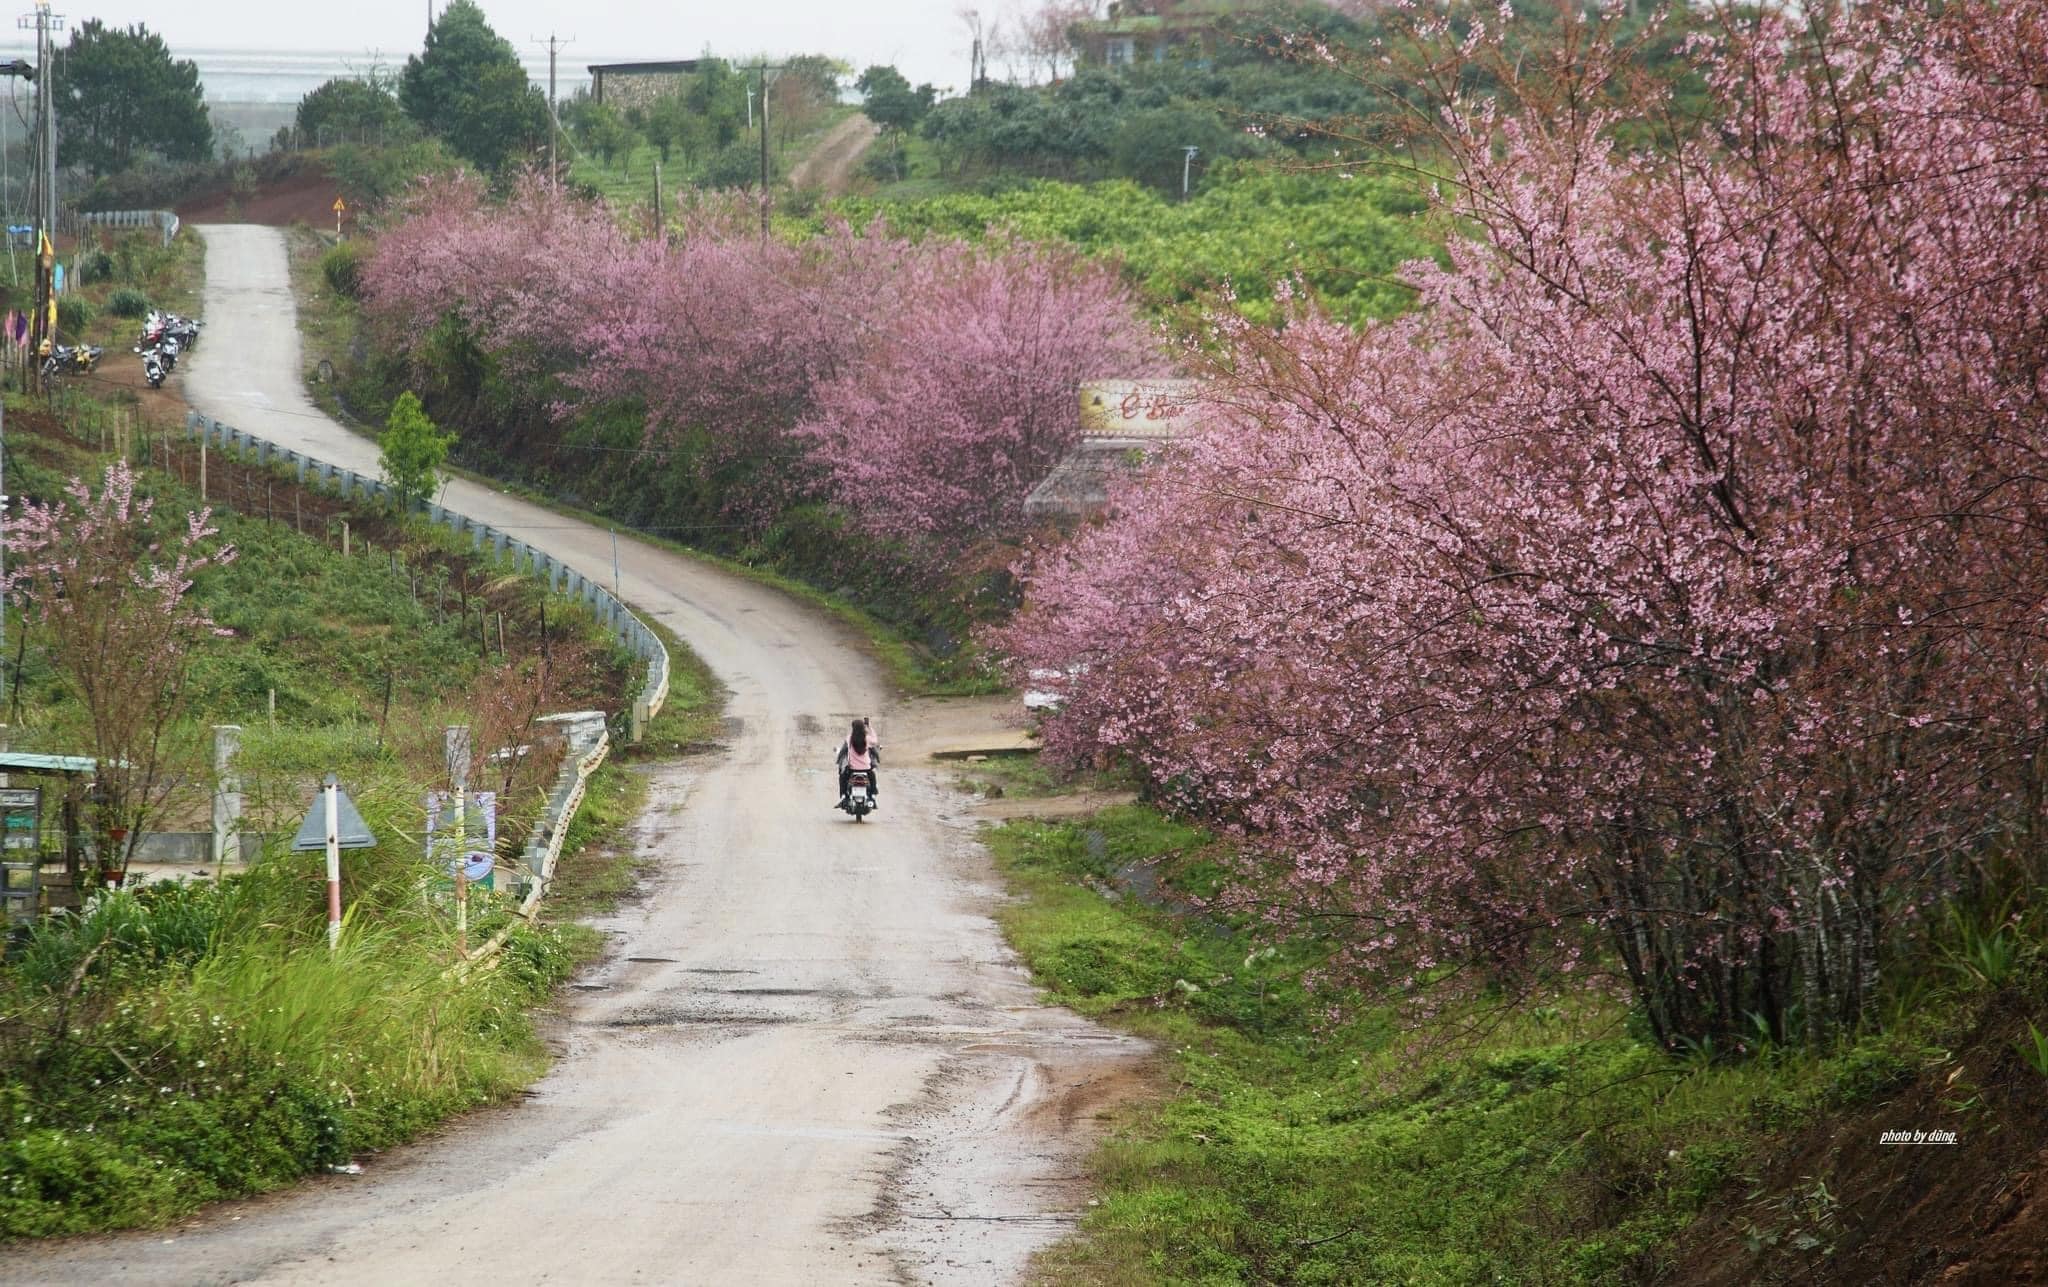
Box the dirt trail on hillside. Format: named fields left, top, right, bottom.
left=790, top=115, right=881, bottom=194
left=0, top=224, right=1145, bottom=1287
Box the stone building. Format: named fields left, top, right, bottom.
left=1025, top=379, right=1202, bottom=520
left=1068, top=0, right=1240, bottom=70
left=589, top=60, right=701, bottom=112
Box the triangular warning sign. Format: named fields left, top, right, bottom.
left=292, top=781, right=378, bottom=851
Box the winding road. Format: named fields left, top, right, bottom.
left=0, top=226, right=1142, bottom=1285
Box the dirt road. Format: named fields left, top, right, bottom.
left=0, top=225, right=1143, bottom=1285
left=789, top=114, right=881, bottom=194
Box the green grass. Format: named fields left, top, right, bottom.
left=2, top=412, right=628, bottom=735
left=0, top=762, right=580, bottom=1236
left=987, top=806, right=1952, bottom=1284
left=0, top=388, right=713, bottom=1239
left=624, top=620, right=729, bottom=760
left=564, top=109, right=854, bottom=209
left=958, top=752, right=1131, bottom=801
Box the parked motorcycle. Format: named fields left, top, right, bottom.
left=40, top=343, right=102, bottom=381
left=140, top=347, right=166, bottom=389
left=838, top=768, right=877, bottom=822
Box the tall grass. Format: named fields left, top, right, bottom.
left=0, top=749, right=575, bottom=1237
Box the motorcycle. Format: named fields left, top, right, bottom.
left=40, top=343, right=102, bottom=382
left=140, top=347, right=166, bottom=389
left=167, top=315, right=201, bottom=349
left=838, top=768, right=876, bottom=822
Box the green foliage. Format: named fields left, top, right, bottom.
left=641, top=94, right=685, bottom=164
left=685, top=59, right=752, bottom=152
left=1107, top=103, right=1248, bottom=195
left=55, top=19, right=214, bottom=177
left=1941, top=901, right=2029, bottom=990
left=327, top=136, right=463, bottom=211
left=74, top=249, right=115, bottom=285
left=987, top=803, right=1953, bottom=1283
left=55, top=296, right=94, bottom=337
left=0, top=903, right=578, bottom=1236
left=398, top=0, right=548, bottom=172
left=11, top=883, right=223, bottom=993
left=838, top=168, right=1441, bottom=324
left=295, top=75, right=407, bottom=147
left=107, top=286, right=150, bottom=317
left=856, top=64, right=937, bottom=135
left=574, top=103, right=637, bottom=168
left=704, top=138, right=773, bottom=191
left=377, top=392, right=456, bottom=513
left=2016, top=1023, right=2048, bottom=1079
left=320, top=240, right=366, bottom=301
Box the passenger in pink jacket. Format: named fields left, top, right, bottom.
left=837, top=718, right=879, bottom=804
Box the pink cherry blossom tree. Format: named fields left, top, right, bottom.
left=1002, top=0, right=2048, bottom=1047
left=4, top=462, right=235, bottom=883
left=797, top=236, right=1161, bottom=542
left=361, top=175, right=1162, bottom=546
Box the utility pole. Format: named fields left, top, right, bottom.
left=37, top=5, right=51, bottom=237
left=1, top=401, right=7, bottom=714
left=18, top=4, right=61, bottom=393
left=1, top=54, right=38, bottom=295
left=534, top=32, right=573, bottom=185
left=1182, top=145, right=1199, bottom=200
left=755, top=62, right=786, bottom=241
left=758, top=62, right=771, bottom=240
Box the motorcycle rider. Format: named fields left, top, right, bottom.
left=836, top=718, right=879, bottom=806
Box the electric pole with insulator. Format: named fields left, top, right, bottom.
left=16, top=3, right=61, bottom=394
left=534, top=32, right=573, bottom=186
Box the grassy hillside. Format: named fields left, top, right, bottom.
left=0, top=385, right=721, bottom=1238
left=979, top=790, right=2048, bottom=1283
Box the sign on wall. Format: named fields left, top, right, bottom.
left=1078, top=379, right=1204, bottom=440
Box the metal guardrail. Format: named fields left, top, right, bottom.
left=77, top=209, right=182, bottom=246
left=184, top=412, right=672, bottom=981
left=452, top=726, right=611, bottom=979
left=184, top=412, right=672, bottom=738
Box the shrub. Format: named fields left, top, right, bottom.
left=107, top=287, right=150, bottom=318
left=321, top=240, right=364, bottom=300
left=75, top=248, right=114, bottom=284
left=54, top=296, right=93, bottom=336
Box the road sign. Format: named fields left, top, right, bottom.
left=292, top=780, right=375, bottom=850
left=332, top=196, right=346, bottom=214
left=296, top=776, right=376, bottom=952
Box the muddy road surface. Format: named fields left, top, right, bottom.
left=0, top=225, right=1145, bottom=1286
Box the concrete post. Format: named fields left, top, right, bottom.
left=212, top=724, right=242, bottom=866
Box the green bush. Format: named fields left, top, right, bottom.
left=55, top=296, right=93, bottom=336
left=75, top=248, right=115, bottom=284
left=107, top=287, right=150, bottom=317
left=321, top=240, right=365, bottom=300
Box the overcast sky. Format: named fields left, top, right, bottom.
left=4, top=1, right=989, bottom=93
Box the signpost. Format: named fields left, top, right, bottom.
left=292, top=775, right=375, bottom=950
left=0, top=786, right=41, bottom=928
left=332, top=196, right=346, bottom=240
left=444, top=726, right=471, bottom=951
